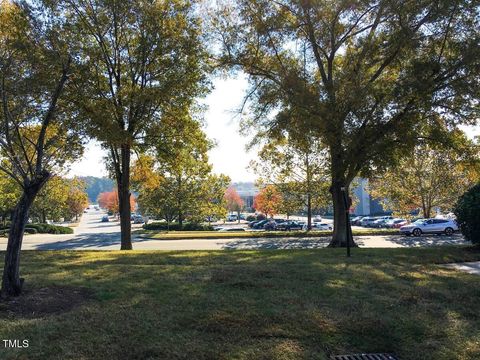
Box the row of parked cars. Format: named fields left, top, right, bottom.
left=248, top=218, right=333, bottom=231
left=351, top=215, right=459, bottom=236
left=350, top=216, right=408, bottom=228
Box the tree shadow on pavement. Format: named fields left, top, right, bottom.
left=33, top=232, right=150, bottom=250
left=367, top=234, right=468, bottom=248
left=221, top=237, right=331, bottom=250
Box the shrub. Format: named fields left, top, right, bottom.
left=256, top=214, right=266, bottom=221
left=143, top=222, right=214, bottom=231
left=454, top=183, right=480, bottom=244
left=25, top=223, right=73, bottom=234
left=0, top=223, right=72, bottom=236
left=246, top=215, right=256, bottom=222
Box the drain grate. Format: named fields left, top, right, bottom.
left=331, top=354, right=398, bottom=360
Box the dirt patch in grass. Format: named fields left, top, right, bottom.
left=0, top=285, right=94, bottom=318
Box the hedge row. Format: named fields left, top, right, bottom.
left=143, top=222, right=214, bottom=231
left=0, top=223, right=73, bottom=237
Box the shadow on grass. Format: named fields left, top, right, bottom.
left=2, top=248, right=480, bottom=359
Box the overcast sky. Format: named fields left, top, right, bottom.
left=69, top=75, right=480, bottom=181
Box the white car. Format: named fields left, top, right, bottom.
left=399, top=218, right=458, bottom=236
left=226, top=214, right=238, bottom=222
left=303, top=222, right=333, bottom=231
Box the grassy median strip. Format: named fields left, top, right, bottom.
left=140, top=229, right=399, bottom=240
left=1, top=246, right=480, bottom=359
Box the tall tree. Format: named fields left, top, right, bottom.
left=0, top=1, right=83, bottom=296
left=224, top=186, right=244, bottom=223
left=131, top=112, right=231, bottom=226
left=214, top=0, right=480, bottom=247
left=65, top=178, right=89, bottom=221
left=369, top=136, right=480, bottom=218
left=251, top=131, right=330, bottom=229
left=66, top=0, right=209, bottom=249
left=97, top=190, right=135, bottom=215
left=253, top=185, right=282, bottom=218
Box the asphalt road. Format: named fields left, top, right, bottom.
left=0, top=210, right=469, bottom=251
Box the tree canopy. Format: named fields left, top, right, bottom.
left=213, top=0, right=480, bottom=246
left=65, top=0, right=211, bottom=249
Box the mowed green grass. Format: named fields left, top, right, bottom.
left=142, top=228, right=398, bottom=240
left=1, top=247, right=480, bottom=360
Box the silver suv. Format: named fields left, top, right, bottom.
left=399, top=218, right=458, bottom=236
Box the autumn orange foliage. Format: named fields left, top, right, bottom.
left=253, top=185, right=282, bottom=218
left=97, top=190, right=136, bottom=214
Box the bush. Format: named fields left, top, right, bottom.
left=256, top=214, right=266, bottom=221
left=143, top=222, right=214, bottom=231
left=246, top=215, right=256, bottom=222
left=454, top=183, right=480, bottom=244
left=0, top=223, right=71, bottom=236
left=25, top=223, right=73, bottom=234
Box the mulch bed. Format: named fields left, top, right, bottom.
left=0, top=285, right=94, bottom=318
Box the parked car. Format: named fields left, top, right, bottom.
left=385, top=218, right=408, bottom=229
left=399, top=218, right=458, bottom=236
left=101, top=215, right=109, bottom=222
left=252, top=220, right=269, bottom=229
left=132, top=215, right=145, bottom=224
left=309, top=222, right=333, bottom=231
left=248, top=220, right=259, bottom=228
left=371, top=216, right=393, bottom=228
left=350, top=216, right=363, bottom=225
left=359, top=217, right=377, bottom=227
left=263, top=220, right=278, bottom=231
left=313, top=216, right=322, bottom=223
left=277, top=220, right=303, bottom=231
left=226, top=214, right=238, bottom=222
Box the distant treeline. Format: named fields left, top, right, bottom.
left=79, top=177, right=115, bottom=203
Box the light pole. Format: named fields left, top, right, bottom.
left=341, top=187, right=352, bottom=257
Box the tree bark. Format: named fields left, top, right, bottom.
left=1, top=174, right=49, bottom=297
left=117, top=145, right=132, bottom=250
left=328, top=181, right=357, bottom=248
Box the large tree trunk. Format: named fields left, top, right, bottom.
left=1, top=175, right=49, bottom=297
left=328, top=181, right=357, bottom=248
left=117, top=145, right=132, bottom=250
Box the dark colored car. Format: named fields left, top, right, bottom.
left=252, top=220, right=269, bottom=229
left=350, top=216, right=363, bottom=225
left=263, top=220, right=278, bottom=231
left=277, top=221, right=303, bottom=231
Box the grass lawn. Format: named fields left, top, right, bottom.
left=1, top=246, right=480, bottom=359
left=141, top=228, right=398, bottom=240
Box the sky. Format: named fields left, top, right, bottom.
left=69, top=76, right=480, bottom=181
left=69, top=75, right=258, bottom=182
